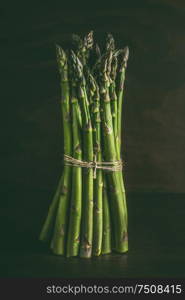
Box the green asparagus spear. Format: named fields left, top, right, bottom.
left=102, top=176, right=112, bottom=254
left=71, top=51, right=94, bottom=258
left=66, top=83, right=82, bottom=257
left=39, top=174, right=63, bottom=242
left=117, top=46, right=129, bottom=156
left=99, top=51, right=128, bottom=253
left=116, top=46, right=129, bottom=228
left=92, top=80, right=103, bottom=256
left=50, top=46, right=72, bottom=255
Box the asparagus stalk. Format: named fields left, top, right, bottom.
left=99, top=51, right=128, bottom=253
left=92, top=80, right=103, bottom=256
left=102, top=176, right=111, bottom=254
left=106, top=43, right=129, bottom=232
left=102, top=33, right=116, bottom=134
left=50, top=46, right=72, bottom=255
left=71, top=52, right=94, bottom=258
left=39, top=174, right=63, bottom=242
left=116, top=47, right=129, bottom=229
left=108, top=48, right=128, bottom=230
left=86, top=69, right=96, bottom=116
left=110, top=56, right=118, bottom=149
left=66, top=83, right=82, bottom=257
left=117, top=46, right=129, bottom=156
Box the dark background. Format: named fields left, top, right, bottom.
left=0, top=0, right=185, bottom=278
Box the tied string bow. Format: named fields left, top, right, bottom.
left=63, top=154, right=123, bottom=179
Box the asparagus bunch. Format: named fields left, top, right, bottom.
left=39, top=31, right=129, bottom=257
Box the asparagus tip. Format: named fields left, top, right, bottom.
left=56, top=45, right=66, bottom=58
left=95, top=43, right=101, bottom=57
left=55, top=43, right=60, bottom=49
left=84, top=30, right=94, bottom=49
left=123, top=46, right=129, bottom=62
left=106, top=32, right=115, bottom=51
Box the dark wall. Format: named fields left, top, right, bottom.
left=1, top=0, right=185, bottom=194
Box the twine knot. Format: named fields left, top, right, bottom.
left=63, top=154, right=123, bottom=179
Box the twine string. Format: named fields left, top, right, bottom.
left=93, top=154, right=97, bottom=179
left=63, top=154, right=123, bottom=179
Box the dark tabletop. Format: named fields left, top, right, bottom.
left=0, top=190, right=185, bottom=278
